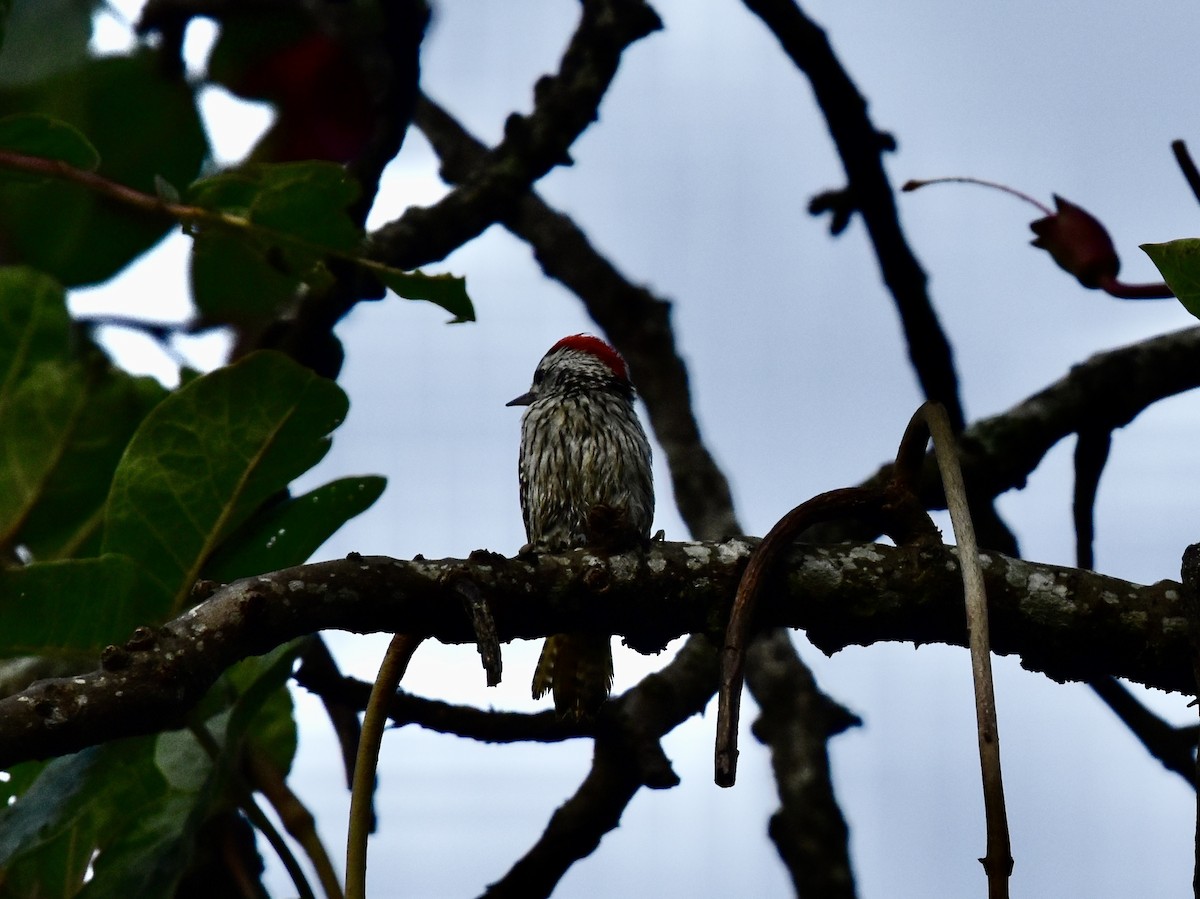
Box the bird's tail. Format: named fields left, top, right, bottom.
left=532, top=633, right=613, bottom=721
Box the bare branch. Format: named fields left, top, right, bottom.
left=741, top=0, right=965, bottom=431
left=746, top=630, right=859, bottom=898
left=367, top=0, right=663, bottom=271
left=481, top=637, right=718, bottom=898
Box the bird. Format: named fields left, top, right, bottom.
left=507, top=334, right=655, bottom=720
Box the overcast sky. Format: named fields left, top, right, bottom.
left=83, top=1, right=1200, bottom=896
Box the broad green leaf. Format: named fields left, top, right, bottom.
left=87, top=645, right=302, bottom=895
left=76, top=791, right=203, bottom=898
left=204, top=475, right=386, bottom=582
left=240, top=161, right=362, bottom=251
left=0, top=0, right=93, bottom=89
left=0, top=739, right=167, bottom=898
left=0, top=265, right=71, bottom=406
left=0, top=359, right=87, bottom=546
left=0, top=554, right=163, bottom=657
left=377, top=268, right=475, bottom=323
left=189, top=228, right=304, bottom=327
left=102, top=351, right=348, bottom=613
left=0, top=51, right=206, bottom=286
left=223, top=641, right=303, bottom=776
left=188, top=161, right=364, bottom=328
left=0, top=645, right=302, bottom=898
left=17, top=369, right=166, bottom=560
left=0, top=1, right=11, bottom=62
left=0, top=112, right=99, bottom=172
left=1142, top=239, right=1200, bottom=319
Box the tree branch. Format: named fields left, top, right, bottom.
left=741, top=0, right=965, bottom=432
left=807, top=325, right=1200, bottom=546
left=746, top=630, right=860, bottom=897
left=0, top=541, right=1189, bottom=769
left=481, top=636, right=718, bottom=898
left=367, top=0, right=663, bottom=271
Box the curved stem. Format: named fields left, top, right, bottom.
left=345, top=634, right=423, bottom=899
left=916, top=402, right=1012, bottom=896
left=901, top=175, right=1054, bottom=216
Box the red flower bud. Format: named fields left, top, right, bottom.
left=1029, top=195, right=1120, bottom=290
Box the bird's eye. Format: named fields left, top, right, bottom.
left=532, top=369, right=545, bottom=385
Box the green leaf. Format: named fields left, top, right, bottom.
left=243, top=161, right=362, bottom=251
left=85, top=645, right=302, bottom=895
left=102, top=351, right=348, bottom=613
left=0, top=51, right=207, bottom=286
left=0, top=111, right=99, bottom=172
left=0, top=359, right=88, bottom=546
left=0, top=265, right=71, bottom=407
left=0, top=554, right=164, bottom=657
left=0, top=1, right=11, bottom=62
left=223, top=641, right=303, bottom=774
left=188, top=162, right=364, bottom=328
left=0, top=0, right=93, bottom=89
left=1141, top=239, right=1200, bottom=319
left=17, top=369, right=166, bottom=560
left=204, top=475, right=386, bottom=583
left=0, top=740, right=167, bottom=898
left=189, top=228, right=306, bottom=327
left=376, top=268, right=475, bottom=323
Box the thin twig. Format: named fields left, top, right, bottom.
left=1172, top=140, right=1200, bottom=207
left=346, top=633, right=423, bottom=899
left=188, top=720, right=318, bottom=899
left=246, top=746, right=345, bottom=899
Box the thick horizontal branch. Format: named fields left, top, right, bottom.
left=0, top=540, right=1189, bottom=768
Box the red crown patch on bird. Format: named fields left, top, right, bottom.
left=549, top=334, right=630, bottom=382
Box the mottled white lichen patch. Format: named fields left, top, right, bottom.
left=845, top=544, right=886, bottom=568
left=1020, top=576, right=1077, bottom=619
left=849, top=540, right=888, bottom=561
left=682, top=543, right=711, bottom=570
left=609, top=554, right=639, bottom=581
left=716, top=539, right=753, bottom=564
left=1026, top=571, right=1068, bottom=598
left=1162, top=616, right=1189, bottom=635
left=1121, top=610, right=1148, bottom=629
left=1164, top=589, right=1180, bottom=602
left=647, top=555, right=667, bottom=574
left=802, top=553, right=841, bottom=581
left=287, top=580, right=305, bottom=592
left=1100, top=591, right=1119, bottom=606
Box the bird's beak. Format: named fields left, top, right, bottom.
left=506, top=391, right=535, bottom=407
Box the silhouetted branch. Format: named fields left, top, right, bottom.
left=746, top=630, right=860, bottom=898
left=368, top=0, right=663, bottom=271
left=481, top=637, right=720, bottom=898
left=741, top=0, right=965, bottom=432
